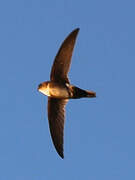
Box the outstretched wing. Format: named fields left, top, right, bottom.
left=47, top=97, right=68, bottom=158
left=50, top=28, right=80, bottom=84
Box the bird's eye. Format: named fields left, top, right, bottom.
left=38, top=84, right=42, bottom=88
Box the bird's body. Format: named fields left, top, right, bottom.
left=38, top=81, right=69, bottom=98
left=38, top=28, right=96, bottom=158
left=38, top=81, right=96, bottom=99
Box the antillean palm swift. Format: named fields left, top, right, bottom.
left=38, top=28, right=96, bottom=159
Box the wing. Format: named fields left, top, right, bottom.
left=50, top=28, right=80, bottom=84
left=47, top=97, right=68, bottom=158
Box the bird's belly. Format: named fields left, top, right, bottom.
left=49, top=86, right=69, bottom=98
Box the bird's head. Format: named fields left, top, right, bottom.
left=38, top=81, right=50, bottom=96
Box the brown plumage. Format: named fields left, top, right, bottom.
left=50, top=28, right=79, bottom=84
left=48, top=98, right=68, bottom=158
left=38, top=28, right=96, bottom=159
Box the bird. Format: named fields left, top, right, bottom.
left=38, top=28, right=96, bottom=159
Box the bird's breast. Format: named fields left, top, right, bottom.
left=49, top=83, right=69, bottom=98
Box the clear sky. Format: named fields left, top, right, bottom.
left=0, top=0, right=135, bottom=179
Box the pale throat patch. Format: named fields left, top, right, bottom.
left=38, top=86, right=51, bottom=97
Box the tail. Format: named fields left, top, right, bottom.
left=85, top=90, right=96, bottom=98
left=72, top=86, right=96, bottom=99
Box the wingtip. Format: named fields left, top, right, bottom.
left=54, top=144, right=64, bottom=159
left=73, top=28, right=80, bottom=33
left=58, top=151, right=64, bottom=159
left=68, top=28, right=80, bottom=39
left=76, top=27, right=80, bottom=31
left=70, top=28, right=80, bottom=36
left=61, top=155, right=64, bottom=159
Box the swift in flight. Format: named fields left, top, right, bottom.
left=38, top=28, right=96, bottom=158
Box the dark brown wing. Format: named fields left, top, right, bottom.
left=50, top=28, right=80, bottom=84
left=47, top=97, right=68, bottom=158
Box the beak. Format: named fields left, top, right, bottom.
left=38, top=83, right=42, bottom=91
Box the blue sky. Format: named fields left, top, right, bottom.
left=0, top=0, right=135, bottom=179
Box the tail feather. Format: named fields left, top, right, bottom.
left=85, top=90, right=96, bottom=98
left=72, top=86, right=96, bottom=99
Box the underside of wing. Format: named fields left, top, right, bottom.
left=47, top=97, right=68, bottom=158
left=50, top=28, right=80, bottom=84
